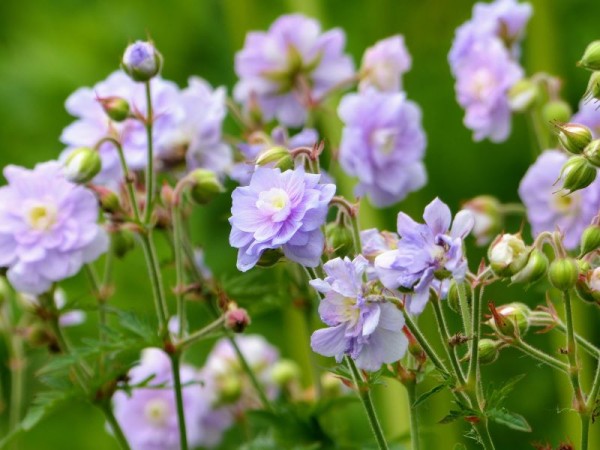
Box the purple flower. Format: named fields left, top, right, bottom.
left=112, top=348, right=212, bottom=450
left=374, top=198, right=474, bottom=315
left=572, top=100, right=600, bottom=138
left=310, top=256, right=408, bottom=371
left=0, top=162, right=107, bottom=295
left=338, top=89, right=427, bottom=207
left=234, top=14, right=354, bottom=127
left=231, top=127, right=319, bottom=185
left=519, top=150, right=600, bottom=249
left=229, top=167, right=335, bottom=271
left=122, top=41, right=162, bottom=81
left=452, top=39, right=523, bottom=142
left=359, top=35, right=412, bottom=92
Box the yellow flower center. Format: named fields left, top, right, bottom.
left=144, top=398, right=170, bottom=426
left=27, top=204, right=57, bottom=231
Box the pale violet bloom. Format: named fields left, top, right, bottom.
left=310, top=256, right=408, bottom=371
left=122, top=41, right=162, bottom=81
left=375, top=198, right=474, bottom=315
left=338, top=89, right=427, bottom=207
left=359, top=35, right=411, bottom=92
left=0, top=162, right=107, bottom=295
left=519, top=150, right=600, bottom=249
left=229, top=167, right=335, bottom=271
left=234, top=14, right=354, bottom=127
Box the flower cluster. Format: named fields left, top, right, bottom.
left=449, top=0, right=531, bottom=142
left=61, top=71, right=230, bottom=186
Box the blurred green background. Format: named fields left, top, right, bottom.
left=1, top=0, right=600, bottom=448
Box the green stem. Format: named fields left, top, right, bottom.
left=138, top=232, right=169, bottom=335
left=473, top=419, right=496, bottom=450
left=106, top=138, right=141, bottom=222
left=101, top=402, right=132, bottom=450
left=431, top=298, right=466, bottom=386
left=172, top=203, right=186, bottom=339
left=143, top=81, right=155, bottom=224
left=556, top=322, right=600, bottom=359
left=346, top=357, right=389, bottom=450
left=458, top=283, right=472, bottom=347
left=176, top=316, right=225, bottom=350
left=8, top=328, right=25, bottom=440
left=586, top=359, right=600, bottom=411
left=169, top=354, right=189, bottom=450
left=405, top=381, right=421, bottom=450
left=512, top=339, right=569, bottom=373
left=467, top=284, right=484, bottom=405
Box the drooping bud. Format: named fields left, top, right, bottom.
left=578, top=40, right=600, bottom=71
left=325, top=221, right=354, bottom=258
left=583, top=139, right=600, bottom=167
left=256, top=248, right=284, bottom=268
left=270, top=360, right=301, bottom=387
left=110, top=229, right=136, bottom=259
left=187, top=169, right=224, bottom=205
left=510, top=248, right=548, bottom=285
left=255, top=146, right=293, bottom=171
left=488, top=234, right=530, bottom=277
left=225, top=307, right=251, bottom=333
left=559, top=156, right=597, bottom=193
left=575, top=266, right=600, bottom=304
left=462, top=196, right=503, bottom=246
left=63, top=147, right=101, bottom=183
left=541, top=100, right=572, bottom=125
left=508, top=79, right=539, bottom=112
left=556, top=123, right=593, bottom=155
left=580, top=224, right=600, bottom=256
left=98, top=96, right=130, bottom=122
left=548, top=257, right=579, bottom=291
left=122, top=41, right=163, bottom=82
left=487, top=302, right=531, bottom=337
left=478, top=339, right=501, bottom=365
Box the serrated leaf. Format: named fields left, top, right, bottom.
left=487, top=408, right=532, bottom=432
left=412, top=383, right=446, bottom=407
left=438, top=410, right=466, bottom=424
left=485, top=374, right=526, bottom=409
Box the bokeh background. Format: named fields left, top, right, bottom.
left=1, top=0, right=600, bottom=448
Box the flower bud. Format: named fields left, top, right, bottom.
left=580, top=224, right=600, bottom=256
left=548, top=257, right=579, bottom=291
left=584, top=139, right=600, bottom=167
left=575, top=267, right=600, bottom=304
left=256, top=248, right=284, bottom=268
left=487, top=302, right=531, bottom=337
left=478, top=339, right=501, bottom=365
left=578, top=40, right=600, bottom=71
left=122, top=41, right=163, bottom=82
left=508, top=79, right=539, bottom=112
left=462, top=196, right=503, bottom=246
left=64, top=147, right=101, bottom=183
left=559, top=156, right=597, bottom=193
left=584, top=72, right=600, bottom=101
left=488, top=234, right=530, bottom=277
left=556, top=123, right=593, bottom=155
left=98, top=96, right=130, bottom=122
left=110, top=229, right=136, bottom=259
left=321, top=372, right=346, bottom=396
left=96, top=187, right=121, bottom=214
left=217, top=374, right=242, bottom=404
left=446, top=281, right=470, bottom=314
left=187, top=169, right=224, bottom=205
left=270, top=359, right=301, bottom=387
left=541, top=100, right=572, bottom=125
left=255, top=146, right=293, bottom=171
left=225, top=307, right=251, bottom=333
left=326, top=222, right=354, bottom=258
left=510, top=248, right=548, bottom=285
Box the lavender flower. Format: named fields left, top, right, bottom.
left=572, top=100, right=600, bottom=138
left=374, top=198, right=474, bottom=315
left=519, top=150, right=600, bottom=249
left=112, top=348, right=211, bottom=450
left=229, top=167, right=335, bottom=271
left=234, top=14, right=354, bottom=127
left=359, top=35, right=411, bottom=92
left=310, top=256, right=408, bottom=371
left=338, top=89, right=426, bottom=207
left=122, top=41, right=162, bottom=81
left=0, top=162, right=107, bottom=295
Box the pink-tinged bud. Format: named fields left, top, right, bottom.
left=160, top=183, right=175, bottom=208
left=90, top=185, right=121, bottom=214
left=487, top=302, right=531, bottom=337
left=462, top=196, right=503, bottom=246
left=122, top=41, right=163, bottom=82
left=575, top=266, right=600, bottom=305
left=98, top=96, right=130, bottom=122
left=225, top=307, right=251, bottom=333
left=488, top=233, right=529, bottom=277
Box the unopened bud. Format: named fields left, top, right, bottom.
left=488, top=234, right=530, bottom=277
left=225, top=308, right=251, bottom=333
left=584, top=72, right=600, bottom=101
left=548, top=257, right=579, bottom=291
left=98, top=96, right=130, bottom=122
left=584, top=139, right=600, bottom=167
left=326, top=222, right=354, bottom=258
left=510, top=248, right=548, bottom=285
left=508, top=79, right=539, bottom=112
left=110, top=230, right=136, bottom=259
left=478, top=339, right=501, bottom=365
left=187, top=169, right=224, bottom=205
left=542, top=100, right=572, bottom=125
left=321, top=372, right=345, bottom=396
left=578, top=40, right=600, bottom=71
left=92, top=186, right=121, bottom=214
left=488, top=302, right=531, bottom=337
left=557, top=123, right=593, bottom=155
left=217, top=375, right=242, bottom=404
left=462, top=196, right=503, bottom=246
left=122, top=41, right=162, bottom=82
left=580, top=224, right=600, bottom=256
left=160, top=183, right=175, bottom=208
left=256, top=248, right=283, bottom=268
left=446, top=281, right=470, bottom=313
left=64, top=147, right=101, bottom=183
left=560, top=156, right=597, bottom=193
left=576, top=267, right=600, bottom=304
left=255, top=146, right=293, bottom=171
left=270, top=359, right=300, bottom=386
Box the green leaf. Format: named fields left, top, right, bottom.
left=487, top=408, right=532, bottom=432
left=485, top=374, right=526, bottom=409
left=438, top=410, right=467, bottom=424
left=412, top=383, right=446, bottom=407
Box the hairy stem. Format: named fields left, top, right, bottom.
left=169, top=354, right=189, bottom=450
left=138, top=232, right=169, bottom=336
left=172, top=203, right=186, bottom=339
left=405, top=381, right=421, bottom=450
left=143, top=81, right=155, bottom=224
left=431, top=298, right=466, bottom=385
left=101, top=402, right=132, bottom=450
left=512, top=339, right=569, bottom=373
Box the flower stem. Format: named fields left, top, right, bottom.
left=138, top=232, right=169, bottom=336
left=467, top=284, right=484, bottom=404
left=512, top=339, right=569, bottom=373
left=176, top=316, right=225, bottom=350
left=172, top=203, right=186, bottom=339
left=431, top=298, right=466, bottom=385
left=143, top=81, right=155, bottom=224
left=101, top=402, right=132, bottom=450
left=169, top=354, right=189, bottom=450
left=405, top=381, right=421, bottom=450
left=346, top=357, right=389, bottom=450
